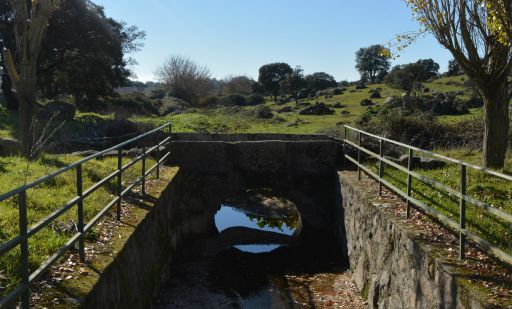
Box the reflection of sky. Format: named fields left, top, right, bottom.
left=215, top=205, right=295, bottom=236
left=234, top=245, right=282, bottom=253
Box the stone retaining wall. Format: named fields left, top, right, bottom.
left=340, top=172, right=494, bottom=309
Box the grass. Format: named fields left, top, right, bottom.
left=353, top=145, right=512, bottom=257
left=132, top=75, right=485, bottom=135
left=0, top=74, right=510, bottom=297
left=0, top=153, right=155, bottom=296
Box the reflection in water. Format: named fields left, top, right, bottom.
left=214, top=204, right=298, bottom=253
left=156, top=193, right=363, bottom=308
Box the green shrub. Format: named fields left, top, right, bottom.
left=247, top=94, right=265, bottom=105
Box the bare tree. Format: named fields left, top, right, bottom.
left=3, top=0, right=60, bottom=158
left=406, top=0, right=512, bottom=168
left=155, top=55, right=213, bottom=105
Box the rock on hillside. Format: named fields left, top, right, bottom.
left=299, top=103, right=335, bottom=116
left=0, top=137, right=21, bottom=156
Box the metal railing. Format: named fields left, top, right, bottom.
left=342, top=125, right=512, bottom=266
left=0, top=122, right=172, bottom=309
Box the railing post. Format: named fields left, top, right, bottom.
left=18, top=190, right=30, bottom=309
left=142, top=146, right=146, bottom=196
left=460, top=164, right=467, bottom=260
left=406, top=148, right=413, bottom=219
left=117, top=149, right=122, bottom=221
left=379, top=139, right=384, bottom=196
left=342, top=126, right=348, bottom=169
left=357, top=131, right=362, bottom=181
left=156, top=136, right=160, bottom=180
left=76, top=165, right=85, bottom=262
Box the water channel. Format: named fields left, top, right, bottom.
left=155, top=192, right=364, bottom=308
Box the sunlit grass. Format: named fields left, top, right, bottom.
left=359, top=148, right=512, bottom=257
left=0, top=154, right=155, bottom=295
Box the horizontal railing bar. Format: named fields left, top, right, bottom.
left=27, top=197, right=80, bottom=238
left=346, top=155, right=462, bottom=231
left=0, top=281, right=25, bottom=308
left=0, top=123, right=171, bottom=202
left=121, top=177, right=144, bottom=197
left=345, top=153, right=512, bottom=267
left=0, top=232, right=82, bottom=308
left=145, top=144, right=159, bottom=155
left=121, top=154, right=144, bottom=172
left=82, top=170, right=120, bottom=199
left=0, top=235, right=21, bottom=256
left=344, top=140, right=512, bottom=223
left=83, top=197, right=120, bottom=233
left=343, top=125, right=512, bottom=182
left=0, top=124, right=172, bottom=309
left=159, top=152, right=171, bottom=164
left=29, top=233, right=81, bottom=285
left=146, top=162, right=159, bottom=176
left=463, top=229, right=512, bottom=265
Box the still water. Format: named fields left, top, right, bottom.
left=156, top=199, right=363, bottom=308
left=214, top=204, right=297, bottom=253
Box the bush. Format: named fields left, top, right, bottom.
left=370, top=92, right=381, bottom=99
left=360, top=99, right=374, bottom=106
left=466, top=97, right=484, bottom=108
left=39, top=101, right=77, bottom=121
left=247, top=94, right=265, bottom=105
left=202, top=95, right=220, bottom=106
left=158, top=96, right=189, bottom=115
left=358, top=110, right=485, bottom=150
left=277, top=95, right=290, bottom=105
left=332, top=88, right=345, bottom=95
left=100, top=94, right=159, bottom=116
left=149, top=89, right=166, bottom=100
left=227, top=94, right=247, bottom=106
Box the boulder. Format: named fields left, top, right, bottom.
left=341, top=111, right=351, bottom=115
left=276, top=106, right=293, bottom=113
left=332, top=102, right=346, bottom=108
left=398, top=154, right=446, bottom=169
left=355, top=84, right=367, bottom=90
left=70, top=150, right=97, bottom=157
left=251, top=106, right=273, bottom=119
left=0, top=137, right=21, bottom=156
left=384, top=97, right=395, bottom=105
left=360, top=99, right=374, bottom=106
left=285, top=119, right=300, bottom=127
left=40, top=101, right=76, bottom=121
left=299, top=103, right=335, bottom=116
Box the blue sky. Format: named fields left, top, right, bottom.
left=94, top=0, right=452, bottom=82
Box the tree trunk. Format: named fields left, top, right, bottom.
left=482, top=81, right=510, bottom=169
left=17, top=65, right=38, bottom=159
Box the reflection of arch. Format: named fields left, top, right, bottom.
left=188, top=226, right=300, bottom=256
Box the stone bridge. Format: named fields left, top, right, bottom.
left=81, top=133, right=498, bottom=309
left=166, top=133, right=345, bottom=251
